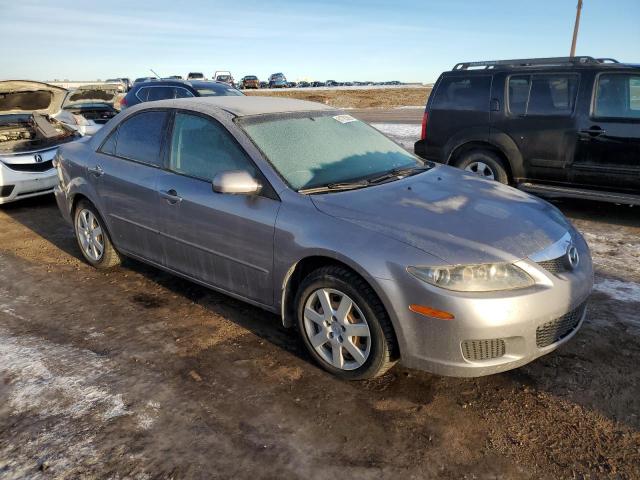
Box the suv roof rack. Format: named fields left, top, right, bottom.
left=452, top=56, right=604, bottom=70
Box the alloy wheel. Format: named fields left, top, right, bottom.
left=465, top=161, right=496, bottom=180
left=302, top=288, right=371, bottom=370
left=76, top=209, right=104, bottom=262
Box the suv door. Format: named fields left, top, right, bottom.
left=493, top=73, right=580, bottom=184
left=572, top=71, right=640, bottom=192
left=156, top=111, right=280, bottom=305
left=94, top=110, right=169, bottom=264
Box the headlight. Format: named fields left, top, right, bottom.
left=407, top=263, right=534, bottom=292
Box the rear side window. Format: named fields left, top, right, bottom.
left=115, top=111, right=168, bottom=166
left=431, top=75, right=492, bottom=111
left=594, top=73, right=640, bottom=119
left=169, top=112, right=255, bottom=181
left=99, top=129, right=118, bottom=155
left=145, top=87, right=175, bottom=101
left=508, top=74, right=578, bottom=116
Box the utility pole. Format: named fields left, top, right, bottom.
left=570, top=0, right=583, bottom=57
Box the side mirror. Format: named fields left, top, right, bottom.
left=212, top=170, right=262, bottom=195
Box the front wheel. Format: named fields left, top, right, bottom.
left=295, top=266, right=398, bottom=380
left=74, top=200, right=121, bottom=268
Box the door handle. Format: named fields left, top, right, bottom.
left=580, top=127, right=606, bottom=137
left=160, top=189, right=182, bottom=204
left=88, top=165, right=104, bottom=177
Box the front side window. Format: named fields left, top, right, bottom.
left=169, top=113, right=255, bottom=181
left=115, top=111, right=167, bottom=166
left=240, top=113, right=420, bottom=190
left=431, top=75, right=492, bottom=111
left=594, top=74, right=640, bottom=119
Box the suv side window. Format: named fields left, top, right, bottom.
left=115, top=111, right=168, bottom=166
left=594, top=73, right=640, bottom=119
left=146, top=86, right=176, bottom=101
left=169, top=112, right=256, bottom=181
left=431, top=75, right=492, bottom=111
left=174, top=87, right=195, bottom=98
left=509, top=74, right=578, bottom=116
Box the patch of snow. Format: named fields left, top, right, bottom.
left=370, top=123, right=421, bottom=149
left=594, top=279, right=640, bottom=304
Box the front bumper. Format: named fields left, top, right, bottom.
left=382, top=232, right=594, bottom=377
left=0, top=150, right=58, bottom=204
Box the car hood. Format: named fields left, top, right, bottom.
left=310, top=166, right=570, bottom=265
left=63, top=84, right=119, bottom=106
left=0, top=80, right=68, bottom=115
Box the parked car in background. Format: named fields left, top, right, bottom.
left=133, top=77, right=157, bottom=86
left=310, top=81, right=326, bottom=87
left=164, top=75, right=183, bottom=80
left=240, top=76, right=260, bottom=89
left=105, top=79, right=127, bottom=93
left=298, top=81, right=310, bottom=88
left=59, top=83, right=120, bottom=135
left=287, top=81, right=297, bottom=88
left=214, top=71, right=235, bottom=87
left=259, top=81, right=269, bottom=89
left=54, top=96, right=592, bottom=380
left=187, top=72, right=205, bottom=80
left=0, top=80, right=82, bottom=204
left=268, top=73, right=288, bottom=88
left=326, top=80, right=338, bottom=87
left=120, top=79, right=242, bottom=109
left=415, top=56, right=640, bottom=205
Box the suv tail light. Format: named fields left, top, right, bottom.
left=119, top=96, right=128, bottom=108
left=420, top=111, right=429, bottom=140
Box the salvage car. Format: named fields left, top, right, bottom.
left=54, top=97, right=593, bottom=380
left=0, top=80, right=81, bottom=204
left=60, top=83, right=120, bottom=135
left=214, top=71, right=235, bottom=87
left=268, top=73, right=288, bottom=88
left=240, top=76, right=260, bottom=89
left=120, top=79, right=242, bottom=109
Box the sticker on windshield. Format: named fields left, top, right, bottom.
left=332, top=114, right=358, bottom=124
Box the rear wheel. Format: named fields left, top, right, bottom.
left=73, top=200, right=120, bottom=269
left=454, top=150, right=509, bottom=184
left=295, top=266, right=397, bottom=380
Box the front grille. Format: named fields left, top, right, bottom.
left=4, top=160, right=54, bottom=172
left=462, top=339, right=506, bottom=361
left=537, top=256, right=568, bottom=274
left=536, top=302, right=586, bottom=348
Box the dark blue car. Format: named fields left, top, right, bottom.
left=120, top=80, right=242, bottom=109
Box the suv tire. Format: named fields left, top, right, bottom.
left=295, top=266, right=398, bottom=380
left=454, top=150, right=509, bottom=184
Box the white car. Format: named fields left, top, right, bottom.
left=0, top=80, right=83, bottom=204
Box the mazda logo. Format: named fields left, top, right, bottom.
left=566, top=245, right=580, bottom=269
left=34, top=154, right=43, bottom=163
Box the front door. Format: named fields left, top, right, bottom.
left=93, top=110, right=169, bottom=264
left=573, top=72, right=640, bottom=192
left=157, top=111, right=280, bottom=305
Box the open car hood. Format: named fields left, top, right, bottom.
left=63, top=84, right=120, bottom=106
left=0, top=80, right=68, bottom=116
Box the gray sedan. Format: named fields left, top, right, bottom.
left=54, top=97, right=593, bottom=380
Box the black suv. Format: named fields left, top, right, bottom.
left=120, top=80, right=242, bottom=109
left=415, top=57, right=640, bottom=204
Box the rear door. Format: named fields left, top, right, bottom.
left=93, top=110, right=169, bottom=264
left=493, top=73, right=580, bottom=184
left=156, top=111, right=280, bottom=305
left=572, top=71, right=640, bottom=191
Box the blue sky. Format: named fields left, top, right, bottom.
left=1, top=0, right=638, bottom=82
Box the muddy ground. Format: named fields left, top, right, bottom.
left=244, top=86, right=431, bottom=109
left=1, top=122, right=639, bottom=479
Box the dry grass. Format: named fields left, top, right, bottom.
left=244, top=87, right=432, bottom=109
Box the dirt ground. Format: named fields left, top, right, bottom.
left=244, top=86, right=431, bottom=109
left=1, top=124, right=639, bottom=479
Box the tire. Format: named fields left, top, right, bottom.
left=295, top=266, right=398, bottom=380
left=73, top=200, right=121, bottom=269
left=454, top=150, right=509, bottom=184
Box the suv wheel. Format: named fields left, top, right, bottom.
left=454, top=150, right=509, bottom=184
left=74, top=200, right=121, bottom=269
left=295, top=266, right=397, bottom=380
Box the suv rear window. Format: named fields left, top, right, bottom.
left=508, top=74, right=578, bottom=116
left=431, top=75, right=491, bottom=111
left=594, top=73, right=640, bottom=119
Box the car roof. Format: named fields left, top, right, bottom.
left=132, top=79, right=231, bottom=89
left=132, top=96, right=334, bottom=117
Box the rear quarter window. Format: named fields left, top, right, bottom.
left=114, top=111, right=168, bottom=166
left=431, top=75, right=492, bottom=111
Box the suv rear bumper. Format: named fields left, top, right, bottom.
left=413, top=139, right=444, bottom=163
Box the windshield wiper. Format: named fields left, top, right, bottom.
left=367, top=165, right=430, bottom=185
left=298, top=180, right=369, bottom=194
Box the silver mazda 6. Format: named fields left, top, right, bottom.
left=54, top=96, right=593, bottom=380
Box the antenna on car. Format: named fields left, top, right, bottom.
left=150, top=68, right=161, bottom=79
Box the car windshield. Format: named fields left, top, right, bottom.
left=240, top=113, right=421, bottom=191
left=217, top=75, right=230, bottom=81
